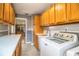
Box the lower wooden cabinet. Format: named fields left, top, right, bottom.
left=12, top=36, right=22, bottom=56
left=33, top=33, right=39, bottom=49
left=15, top=40, right=21, bottom=56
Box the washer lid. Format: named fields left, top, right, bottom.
left=49, top=38, right=68, bottom=44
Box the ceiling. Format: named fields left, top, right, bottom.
left=13, top=3, right=52, bottom=15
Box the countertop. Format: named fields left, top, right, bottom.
left=0, top=34, right=21, bottom=56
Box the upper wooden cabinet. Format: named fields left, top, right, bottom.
left=55, top=3, right=67, bottom=24
left=0, top=4, right=3, bottom=21
left=34, top=15, right=43, bottom=34
left=34, top=15, right=40, bottom=25
left=0, top=3, right=15, bottom=25
left=41, top=3, right=79, bottom=26
left=49, top=4, right=55, bottom=25
left=10, top=4, right=15, bottom=25
left=4, top=3, right=10, bottom=22
left=33, top=15, right=43, bottom=49
left=41, top=12, right=47, bottom=26
left=45, top=9, right=50, bottom=26
left=67, top=4, right=79, bottom=23
left=41, top=10, right=50, bottom=26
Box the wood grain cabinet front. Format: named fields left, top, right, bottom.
left=0, top=3, right=3, bottom=22
left=3, top=3, right=10, bottom=23
left=45, top=9, right=50, bottom=26
left=55, top=3, right=67, bottom=24
left=33, top=15, right=43, bottom=49
left=49, top=4, right=55, bottom=25
left=9, top=4, right=15, bottom=25
left=15, top=41, right=21, bottom=56
left=12, top=37, right=22, bottom=56
left=0, top=3, right=15, bottom=25
left=41, top=10, right=50, bottom=26
left=41, top=12, right=47, bottom=26
left=67, top=3, right=79, bottom=23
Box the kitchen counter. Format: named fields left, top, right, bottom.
left=0, top=34, right=21, bottom=56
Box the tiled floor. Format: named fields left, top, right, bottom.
left=21, top=43, right=40, bottom=56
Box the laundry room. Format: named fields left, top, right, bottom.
left=1, top=1, right=79, bottom=57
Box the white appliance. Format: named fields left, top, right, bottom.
left=38, top=32, right=79, bottom=56
left=66, top=46, right=79, bottom=56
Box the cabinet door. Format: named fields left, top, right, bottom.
left=34, top=15, right=43, bottom=34
left=34, top=16, right=40, bottom=25
left=4, top=3, right=10, bottom=23
left=34, top=26, right=43, bottom=34
left=69, top=4, right=79, bottom=22
left=41, top=13, right=44, bottom=26
left=43, top=12, right=47, bottom=26
left=10, top=4, right=15, bottom=25
left=45, top=10, right=50, bottom=26
left=66, top=3, right=71, bottom=23
left=33, top=33, right=39, bottom=49
left=0, top=3, right=3, bottom=21
left=55, top=3, right=67, bottom=24
left=16, top=42, right=20, bottom=56
left=41, top=12, right=47, bottom=26
left=49, top=4, right=55, bottom=25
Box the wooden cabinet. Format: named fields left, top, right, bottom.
left=34, top=15, right=40, bottom=25
left=41, top=12, right=46, bottom=26
left=33, top=33, right=39, bottom=49
left=4, top=3, right=10, bottom=23
left=45, top=9, right=50, bottom=26
left=71, top=4, right=79, bottom=20
left=67, top=4, right=79, bottom=23
left=34, top=15, right=43, bottom=34
left=55, top=3, right=67, bottom=24
left=41, top=10, right=50, bottom=26
left=15, top=39, right=21, bottom=56
left=12, top=36, right=22, bottom=56
left=33, top=15, right=43, bottom=49
left=49, top=4, right=55, bottom=25
left=0, top=3, right=15, bottom=25
left=10, top=4, right=15, bottom=25
left=66, top=3, right=71, bottom=23
left=0, top=3, right=3, bottom=22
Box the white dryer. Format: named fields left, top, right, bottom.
left=38, top=32, right=79, bottom=56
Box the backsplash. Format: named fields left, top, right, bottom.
left=0, top=24, right=8, bottom=37
left=48, top=24, right=79, bottom=36
left=0, top=32, right=8, bottom=37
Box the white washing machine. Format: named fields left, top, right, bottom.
left=66, top=46, right=79, bottom=56
left=38, top=32, right=79, bottom=56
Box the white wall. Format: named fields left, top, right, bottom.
left=49, top=24, right=79, bottom=36
left=0, top=24, right=8, bottom=31
left=0, top=24, right=8, bottom=36
left=49, top=24, right=79, bottom=31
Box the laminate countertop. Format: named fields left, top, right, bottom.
left=0, top=34, right=21, bottom=56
